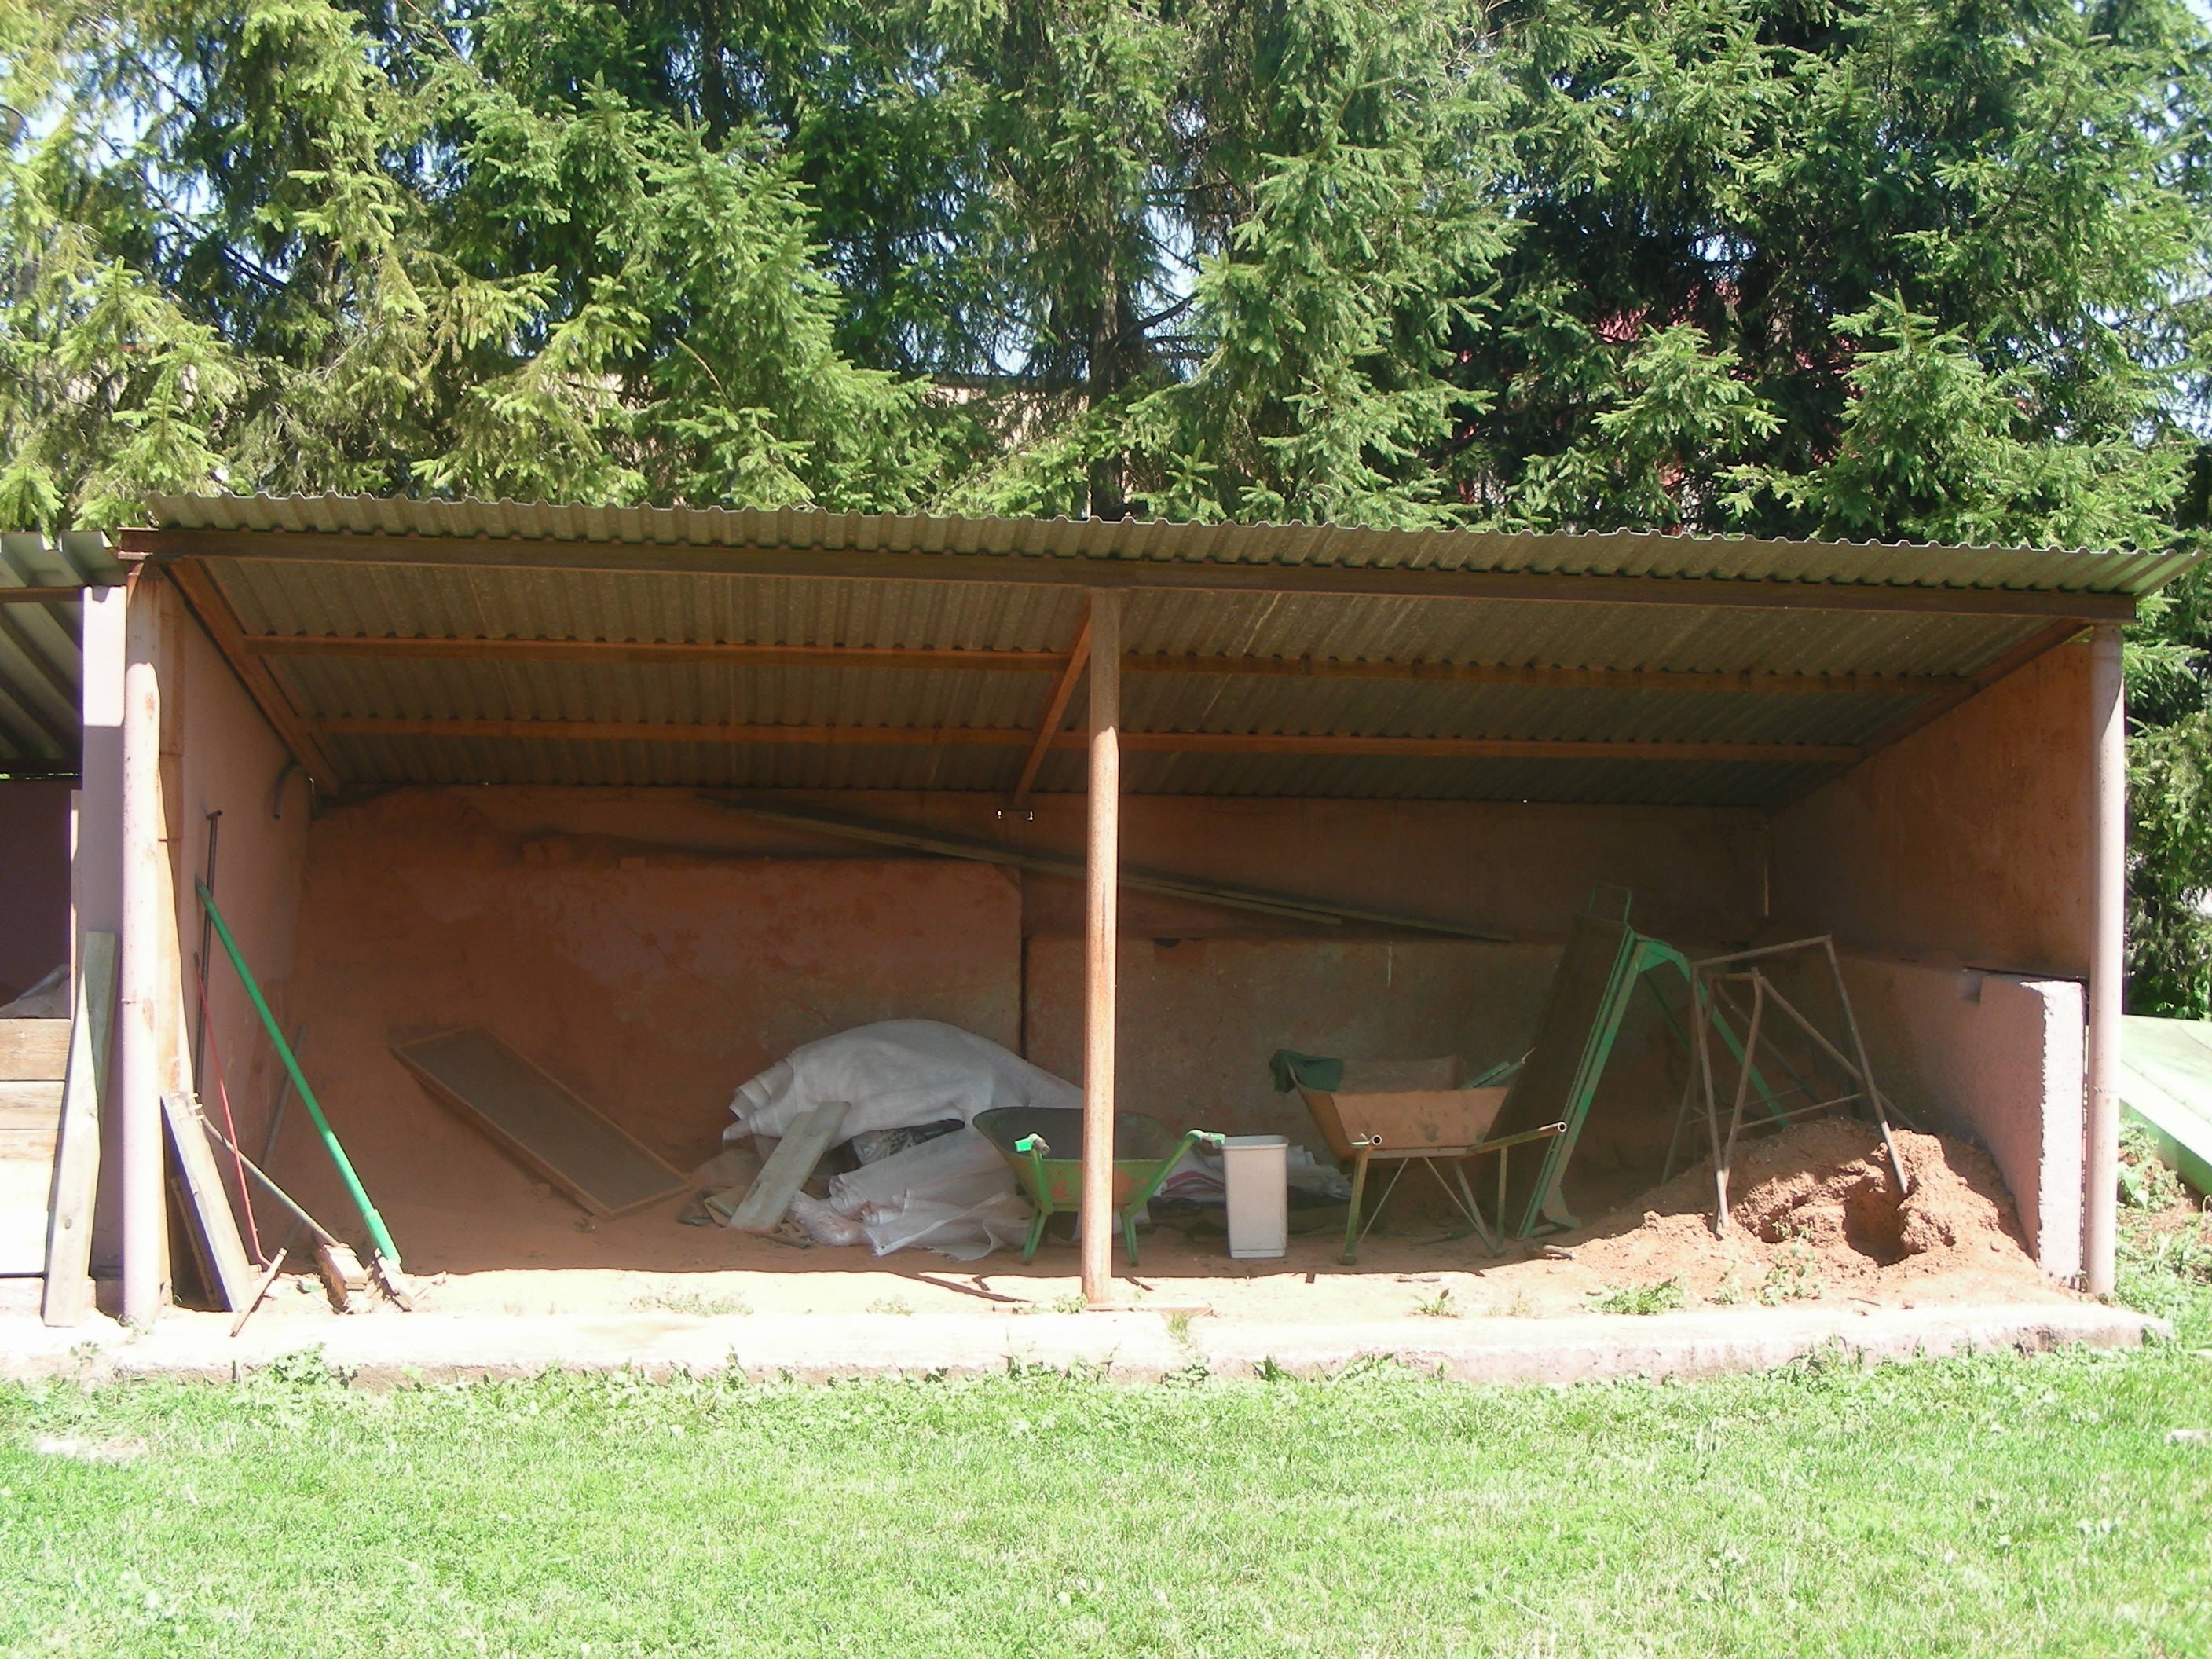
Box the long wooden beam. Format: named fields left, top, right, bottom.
left=245, top=635, right=1073, bottom=673
left=122, top=529, right=2137, bottom=621
left=313, top=712, right=1857, bottom=765
left=240, top=630, right=1958, bottom=697
left=0, top=586, right=86, bottom=605
left=165, top=561, right=345, bottom=795
left=1009, top=606, right=1093, bottom=810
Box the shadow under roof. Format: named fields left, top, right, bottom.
left=125, top=493, right=2199, bottom=808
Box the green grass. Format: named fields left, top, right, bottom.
left=1588, top=1276, right=1686, bottom=1316
left=2, top=1175, right=2207, bottom=1657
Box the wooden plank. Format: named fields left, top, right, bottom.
left=1122, top=655, right=1959, bottom=696
left=161, top=1092, right=258, bottom=1311
left=243, top=631, right=1957, bottom=697
left=0, top=1157, right=54, bottom=1272
left=44, top=931, right=115, bottom=1326
left=0, top=1127, right=60, bottom=1162
left=317, top=713, right=1859, bottom=765
left=0, top=1088, right=64, bottom=1131
left=164, top=558, right=344, bottom=794
left=1010, top=604, right=1093, bottom=810
left=392, top=1028, right=687, bottom=1218
left=710, top=1101, right=849, bottom=1233
left=1082, top=589, right=1122, bottom=1306
left=125, top=529, right=2141, bottom=620
left=248, top=635, right=1075, bottom=673
left=0, top=586, right=82, bottom=605
left=0, top=1020, right=69, bottom=1082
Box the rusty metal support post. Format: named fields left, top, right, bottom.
left=2084, top=624, right=2126, bottom=1295
left=119, top=571, right=167, bottom=1326
left=1081, top=591, right=1121, bottom=1306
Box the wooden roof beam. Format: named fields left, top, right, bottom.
left=242, top=632, right=1958, bottom=697
left=165, top=561, right=345, bottom=795
left=312, top=713, right=1858, bottom=766
left=1009, top=604, right=1093, bottom=811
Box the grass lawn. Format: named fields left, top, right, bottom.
left=2, top=1198, right=2207, bottom=1656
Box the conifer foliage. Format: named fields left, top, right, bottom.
left=6, top=0, right=2212, bottom=1003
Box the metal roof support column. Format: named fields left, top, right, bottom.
left=2083, top=624, right=2126, bottom=1295
left=1081, top=591, right=1121, bottom=1308
left=119, top=571, right=167, bottom=1326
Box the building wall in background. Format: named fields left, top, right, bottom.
left=0, top=780, right=72, bottom=1004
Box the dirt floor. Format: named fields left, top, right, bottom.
left=202, top=1119, right=2076, bottom=1331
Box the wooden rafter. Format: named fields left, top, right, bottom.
left=0, top=586, right=86, bottom=605
left=164, top=560, right=345, bottom=795
left=241, top=630, right=1958, bottom=697
left=246, top=635, right=1073, bottom=673
left=313, top=712, right=1858, bottom=766
left=1009, top=606, right=1093, bottom=810
left=123, top=529, right=2141, bottom=621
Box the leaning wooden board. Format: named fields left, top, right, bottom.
left=0, top=1020, right=69, bottom=1275
left=392, top=1029, right=687, bottom=1218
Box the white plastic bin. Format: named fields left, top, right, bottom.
left=1222, top=1135, right=1289, bottom=1259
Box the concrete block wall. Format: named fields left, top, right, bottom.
left=1832, top=954, right=2085, bottom=1280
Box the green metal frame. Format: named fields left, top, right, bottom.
left=1010, top=1127, right=1223, bottom=1266
left=1509, top=934, right=1786, bottom=1240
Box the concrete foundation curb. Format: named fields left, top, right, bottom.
left=0, top=1302, right=2166, bottom=1387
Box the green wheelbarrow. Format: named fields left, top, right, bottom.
left=973, top=1107, right=1221, bottom=1266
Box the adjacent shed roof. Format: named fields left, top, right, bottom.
left=126, top=493, right=2197, bottom=808
left=0, top=533, right=125, bottom=775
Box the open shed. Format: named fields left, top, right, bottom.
left=42, top=494, right=2192, bottom=1320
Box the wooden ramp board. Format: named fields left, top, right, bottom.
left=393, top=1029, right=687, bottom=1218
left=709, top=1101, right=850, bottom=1233
left=0, top=1078, right=64, bottom=1273
left=161, top=1092, right=258, bottom=1312
left=44, top=932, right=116, bottom=1325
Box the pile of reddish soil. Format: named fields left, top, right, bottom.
left=1558, top=1120, right=2059, bottom=1302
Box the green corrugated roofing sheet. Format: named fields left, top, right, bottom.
left=122, top=494, right=2206, bottom=803
left=142, top=493, right=2195, bottom=595
left=0, top=531, right=123, bottom=771
left=2121, top=1015, right=2212, bottom=1197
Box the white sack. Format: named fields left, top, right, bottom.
left=726, top=1020, right=1079, bottom=1144
left=828, top=1126, right=1012, bottom=1218
left=828, top=1126, right=1027, bottom=1261
left=859, top=1190, right=1035, bottom=1262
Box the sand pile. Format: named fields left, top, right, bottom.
left=1561, top=1120, right=2056, bottom=1302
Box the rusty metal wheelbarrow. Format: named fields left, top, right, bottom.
left=973, top=1107, right=1222, bottom=1266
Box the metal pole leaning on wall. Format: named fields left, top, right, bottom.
left=1082, top=591, right=1121, bottom=1307
left=2084, top=624, right=2126, bottom=1295
left=119, top=571, right=166, bottom=1326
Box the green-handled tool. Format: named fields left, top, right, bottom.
left=196, top=880, right=403, bottom=1273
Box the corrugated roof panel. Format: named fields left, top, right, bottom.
left=145, top=491, right=2196, bottom=597
left=275, top=657, right=1053, bottom=734
left=322, top=731, right=1023, bottom=792
left=149, top=494, right=2174, bottom=808
left=1122, top=590, right=2047, bottom=681
left=0, top=531, right=120, bottom=770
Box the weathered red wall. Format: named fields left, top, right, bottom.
left=267, top=788, right=1024, bottom=1239
left=0, top=780, right=71, bottom=1004
left=1771, top=638, right=2093, bottom=979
